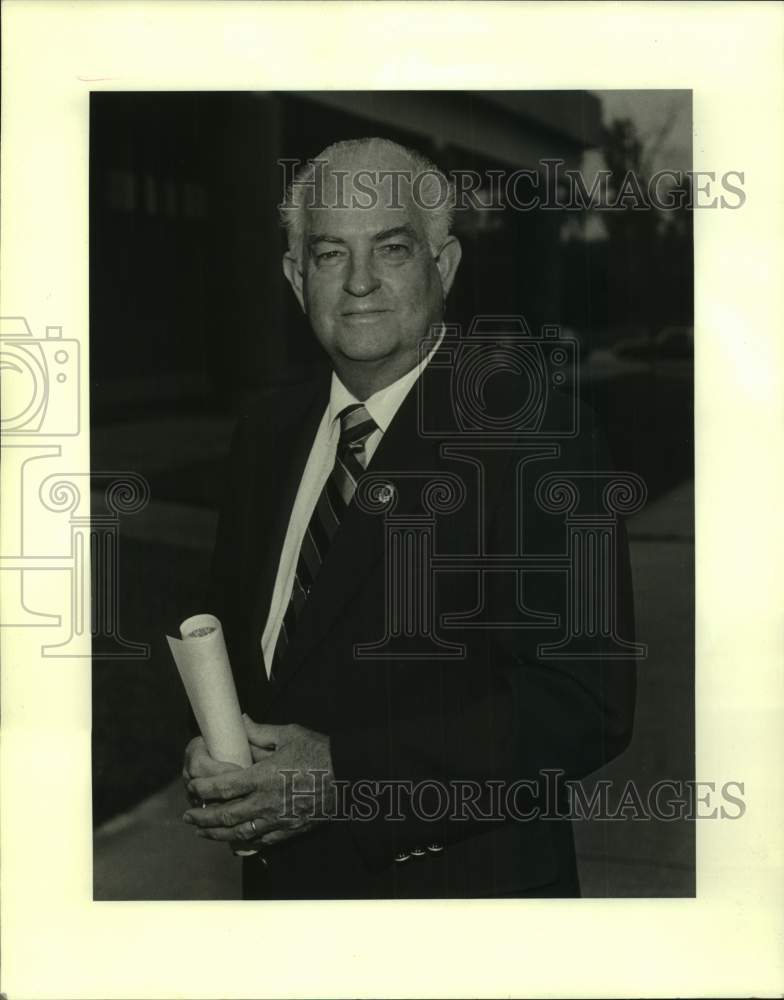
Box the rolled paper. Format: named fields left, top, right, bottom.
left=167, top=613, right=252, bottom=767
left=167, top=613, right=256, bottom=856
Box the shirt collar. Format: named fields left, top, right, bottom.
left=328, top=327, right=444, bottom=434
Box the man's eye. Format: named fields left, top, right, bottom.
left=315, top=250, right=344, bottom=262
left=378, top=244, right=410, bottom=257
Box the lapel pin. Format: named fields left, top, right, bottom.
left=376, top=483, right=395, bottom=505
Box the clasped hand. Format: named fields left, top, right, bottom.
left=181, top=716, right=334, bottom=849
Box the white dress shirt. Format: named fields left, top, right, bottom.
left=260, top=335, right=443, bottom=676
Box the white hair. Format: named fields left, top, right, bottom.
left=280, top=137, right=455, bottom=261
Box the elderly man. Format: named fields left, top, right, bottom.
left=181, top=137, right=637, bottom=899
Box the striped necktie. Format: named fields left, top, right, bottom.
left=271, top=403, right=378, bottom=674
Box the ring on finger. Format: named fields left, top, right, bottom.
left=249, top=818, right=258, bottom=836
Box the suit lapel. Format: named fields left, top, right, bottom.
left=269, top=354, right=453, bottom=695
left=244, top=376, right=330, bottom=687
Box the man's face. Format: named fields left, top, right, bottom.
left=284, top=165, right=460, bottom=375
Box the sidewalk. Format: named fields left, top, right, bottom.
left=575, top=479, right=695, bottom=895
left=94, top=479, right=694, bottom=899
left=94, top=777, right=241, bottom=900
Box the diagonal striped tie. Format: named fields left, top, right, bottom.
left=270, top=403, right=377, bottom=675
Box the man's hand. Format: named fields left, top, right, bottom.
left=182, top=720, right=335, bottom=848
left=181, top=735, right=242, bottom=806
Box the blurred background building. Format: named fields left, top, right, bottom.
left=90, top=90, right=694, bottom=898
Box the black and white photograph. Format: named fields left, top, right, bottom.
left=2, top=3, right=782, bottom=998
left=90, top=88, right=696, bottom=901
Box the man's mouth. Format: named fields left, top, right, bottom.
left=341, top=308, right=390, bottom=317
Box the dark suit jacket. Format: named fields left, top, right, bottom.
left=209, top=342, right=637, bottom=899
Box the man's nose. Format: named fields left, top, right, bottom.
left=343, top=254, right=381, bottom=296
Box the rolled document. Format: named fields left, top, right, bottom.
left=167, top=613, right=256, bottom=857
left=167, top=613, right=252, bottom=768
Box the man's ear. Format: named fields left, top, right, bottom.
left=434, top=236, right=462, bottom=299
left=282, top=252, right=306, bottom=313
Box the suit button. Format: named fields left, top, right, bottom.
left=394, top=851, right=411, bottom=863
left=410, top=846, right=426, bottom=857
left=426, top=843, right=444, bottom=854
